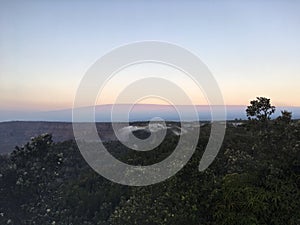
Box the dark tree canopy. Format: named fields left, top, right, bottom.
left=246, top=97, right=276, bottom=121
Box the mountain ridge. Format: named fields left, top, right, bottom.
left=1, top=104, right=300, bottom=122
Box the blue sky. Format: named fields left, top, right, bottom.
left=1, top=0, right=300, bottom=111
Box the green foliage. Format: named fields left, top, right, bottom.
left=0, top=116, right=300, bottom=224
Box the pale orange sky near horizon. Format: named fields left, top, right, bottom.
left=1, top=1, right=300, bottom=111
left=2, top=60, right=299, bottom=111
left=1, top=60, right=299, bottom=111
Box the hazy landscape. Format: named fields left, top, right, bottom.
left=1, top=1, right=300, bottom=225
left=1, top=103, right=300, bottom=224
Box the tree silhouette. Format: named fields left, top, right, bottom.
left=246, top=97, right=275, bottom=121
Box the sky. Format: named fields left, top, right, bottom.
left=1, top=0, right=300, bottom=111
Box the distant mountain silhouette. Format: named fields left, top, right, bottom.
left=1, top=104, right=300, bottom=122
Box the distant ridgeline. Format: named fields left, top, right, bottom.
left=1, top=104, right=300, bottom=122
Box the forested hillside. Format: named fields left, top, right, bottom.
left=0, top=99, right=300, bottom=225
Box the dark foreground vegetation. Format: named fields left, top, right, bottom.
left=0, top=98, right=300, bottom=225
